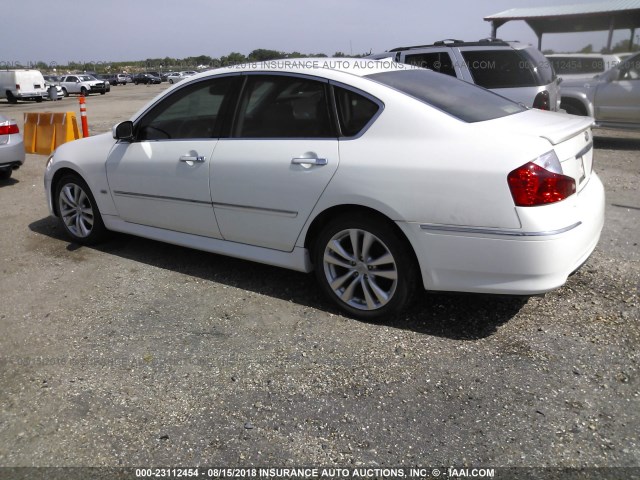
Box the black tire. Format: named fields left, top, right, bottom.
left=54, top=174, right=108, bottom=245
left=62, top=88, right=69, bottom=97
left=0, top=168, right=12, bottom=180
left=100, top=91, right=106, bottom=95
left=313, top=214, right=418, bottom=320
left=6, top=91, right=17, bottom=104
left=35, top=97, right=43, bottom=103
left=80, top=87, right=88, bottom=96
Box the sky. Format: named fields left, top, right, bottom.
left=1, top=0, right=635, bottom=68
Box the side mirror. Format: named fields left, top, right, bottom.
left=113, top=121, right=134, bottom=141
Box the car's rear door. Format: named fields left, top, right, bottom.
left=211, top=73, right=339, bottom=252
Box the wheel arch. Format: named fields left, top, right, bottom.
left=303, top=204, right=422, bottom=280
left=50, top=167, right=87, bottom=217
left=559, top=93, right=592, bottom=116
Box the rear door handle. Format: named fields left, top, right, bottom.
left=291, top=157, right=328, bottom=166
left=179, top=155, right=205, bottom=163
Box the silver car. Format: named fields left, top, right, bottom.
left=0, top=114, right=25, bottom=180
left=559, top=52, right=640, bottom=130
left=370, top=39, right=561, bottom=111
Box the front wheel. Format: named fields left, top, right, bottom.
left=55, top=174, right=107, bottom=245
left=313, top=215, right=418, bottom=320
left=0, top=168, right=12, bottom=180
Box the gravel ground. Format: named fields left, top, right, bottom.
left=0, top=87, right=638, bottom=475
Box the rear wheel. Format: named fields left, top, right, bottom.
left=0, top=168, right=12, bottom=180
left=55, top=174, right=107, bottom=245
left=62, top=88, right=69, bottom=97
left=313, top=215, right=418, bottom=320
left=6, top=91, right=17, bottom=104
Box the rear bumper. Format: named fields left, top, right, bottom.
left=0, top=138, right=26, bottom=169
left=400, top=173, right=605, bottom=294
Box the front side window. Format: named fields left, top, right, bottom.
left=620, top=55, right=640, bottom=80
left=233, top=75, right=334, bottom=138
left=136, top=76, right=236, bottom=140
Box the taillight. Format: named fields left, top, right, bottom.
left=508, top=151, right=575, bottom=206
left=15, top=84, right=20, bottom=91
left=0, top=123, right=19, bottom=135
left=533, top=90, right=550, bottom=110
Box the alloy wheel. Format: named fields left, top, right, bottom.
left=322, top=228, right=398, bottom=311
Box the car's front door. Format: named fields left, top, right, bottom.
left=105, top=75, right=238, bottom=238
left=594, top=56, right=640, bottom=125
left=211, top=74, right=339, bottom=252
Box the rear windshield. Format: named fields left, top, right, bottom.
left=366, top=69, right=525, bottom=123
left=461, top=47, right=555, bottom=89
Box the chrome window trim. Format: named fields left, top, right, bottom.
left=420, top=222, right=582, bottom=237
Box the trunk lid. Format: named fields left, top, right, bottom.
left=488, top=109, right=595, bottom=191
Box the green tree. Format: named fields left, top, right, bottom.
left=248, top=49, right=283, bottom=61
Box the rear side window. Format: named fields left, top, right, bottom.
left=461, top=49, right=550, bottom=89
left=333, top=87, right=380, bottom=137
left=367, top=69, right=524, bottom=123
left=404, top=52, right=457, bottom=77
left=233, top=75, right=334, bottom=138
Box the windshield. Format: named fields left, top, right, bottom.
left=366, top=69, right=525, bottom=123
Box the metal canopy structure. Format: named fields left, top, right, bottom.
left=484, top=0, right=640, bottom=51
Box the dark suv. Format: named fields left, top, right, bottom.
left=370, top=39, right=560, bottom=111
left=133, top=73, right=161, bottom=85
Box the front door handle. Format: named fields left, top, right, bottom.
left=291, top=157, right=328, bottom=166
left=179, top=155, right=205, bottom=163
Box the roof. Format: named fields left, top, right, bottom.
left=485, top=0, right=640, bottom=35
left=485, top=0, right=640, bottom=20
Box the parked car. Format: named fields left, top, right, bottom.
left=0, top=69, right=46, bottom=103
left=95, top=75, right=112, bottom=92
left=0, top=114, right=25, bottom=180
left=370, top=38, right=560, bottom=110
left=110, top=74, right=129, bottom=85
left=44, top=59, right=604, bottom=319
left=166, top=71, right=196, bottom=84
left=545, top=53, right=621, bottom=80
left=559, top=52, right=640, bottom=130
left=133, top=73, right=161, bottom=85
left=59, top=74, right=107, bottom=96
left=43, top=75, right=64, bottom=100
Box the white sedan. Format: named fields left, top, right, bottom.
left=44, top=59, right=604, bottom=319
left=0, top=114, right=25, bottom=180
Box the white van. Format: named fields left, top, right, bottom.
left=0, top=69, right=47, bottom=103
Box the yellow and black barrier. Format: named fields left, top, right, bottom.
left=23, top=112, right=82, bottom=155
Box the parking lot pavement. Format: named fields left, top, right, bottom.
left=0, top=88, right=638, bottom=470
